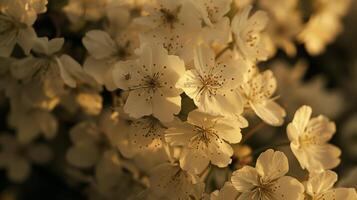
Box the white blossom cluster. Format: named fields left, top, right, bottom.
left=0, top=0, right=356, bottom=199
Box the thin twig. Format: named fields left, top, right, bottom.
left=251, top=141, right=290, bottom=157
left=241, top=121, right=266, bottom=143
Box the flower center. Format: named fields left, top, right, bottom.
left=245, top=30, right=260, bottom=48
left=159, top=6, right=181, bottom=29
left=115, top=41, right=131, bottom=60
left=205, top=3, right=219, bottom=23
left=129, top=71, right=163, bottom=92
left=198, top=74, right=223, bottom=97
left=191, top=125, right=220, bottom=148
left=299, top=134, right=318, bottom=147
left=250, top=180, right=277, bottom=200
left=146, top=72, right=161, bottom=90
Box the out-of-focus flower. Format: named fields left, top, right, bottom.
left=298, top=12, right=341, bottom=56
left=166, top=110, right=244, bottom=174
left=12, top=37, right=96, bottom=90
left=0, top=134, right=52, bottom=183
left=112, top=43, right=185, bottom=122
left=258, top=0, right=302, bottom=56
left=239, top=65, right=286, bottom=126
left=231, top=149, right=304, bottom=200
left=66, top=120, right=105, bottom=168
left=298, top=0, right=351, bottom=55
left=135, top=0, right=202, bottom=62
left=6, top=83, right=58, bottom=143
left=57, top=54, right=99, bottom=89
left=304, top=170, right=357, bottom=199
left=231, top=5, right=270, bottom=63
left=146, top=162, right=204, bottom=199
left=11, top=38, right=66, bottom=102
left=93, top=150, right=123, bottom=197
left=0, top=0, right=39, bottom=56
left=56, top=52, right=103, bottom=115
left=26, top=0, right=48, bottom=14
left=63, top=0, right=108, bottom=24
left=177, top=44, right=247, bottom=117
left=234, top=0, right=253, bottom=10
left=287, top=105, right=341, bottom=173
left=75, top=90, right=102, bottom=116
left=83, top=30, right=138, bottom=91
left=105, top=0, right=147, bottom=32
left=272, top=61, right=344, bottom=119
left=83, top=149, right=144, bottom=200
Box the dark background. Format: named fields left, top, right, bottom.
left=0, top=0, right=356, bottom=199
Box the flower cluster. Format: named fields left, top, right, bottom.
left=0, top=0, right=356, bottom=199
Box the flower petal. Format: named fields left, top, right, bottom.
left=231, top=166, right=259, bottom=192
left=256, top=149, right=289, bottom=182
left=82, top=30, right=117, bottom=60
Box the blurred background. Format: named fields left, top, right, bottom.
left=0, top=0, right=356, bottom=199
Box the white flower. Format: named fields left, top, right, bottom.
left=192, top=0, right=232, bottom=44
left=0, top=0, right=38, bottom=56
left=56, top=54, right=99, bottom=89
left=304, top=170, right=357, bottom=200
left=116, top=113, right=166, bottom=158
left=135, top=0, right=202, bottom=62
left=112, top=43, right=185, bottom=122
left=105, top=0, right=146, bottom=31
left=83, top=30, right=138, bottom=91
left=231, top=5, right=270, bottom=62
left=56, top=51, right=103, bottom=115
left=127, top=116, right=166, bottom=152
left=177, top=44, right=247, bottom=117
left=165, top=110, right=245, bottom=174
left=210, top=182, right=240, bottom=200
left=0, top=134, right=52, bottom=183
left=134, top=0, right=200, bottom=34
left=11, top=37, right=95, bottom=89
left=147, top=162, right=205, bottom=200
left=104, top=109, right=169, bottom=173
left=11, top=37, right=65, bottom=81
left=192, top=0, right=231, bottom=27
left=287, top=105, right=341, bottom=174
left=239, top=66, right=286, bottom=126
left=231, top=149, right=305, bottom=200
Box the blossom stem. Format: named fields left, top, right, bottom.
left=241, top=121, right=266, bottom=143
left=251, top=141, right=290, bottom=157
